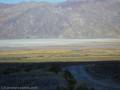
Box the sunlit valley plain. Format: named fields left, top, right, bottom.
left=0, top=39, right=120, bottom=62
left=0, top=0, right=120, bottom=90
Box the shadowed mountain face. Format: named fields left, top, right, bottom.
left=0, top=0, right=120, bottom=39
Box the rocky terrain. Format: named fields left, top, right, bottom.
left=0, top=0, right=120, bottom=39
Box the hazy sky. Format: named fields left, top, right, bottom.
left=0, top=0, right=66, bottom=4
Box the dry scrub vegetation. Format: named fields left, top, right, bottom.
left=0, top=48, right=120, bottom=63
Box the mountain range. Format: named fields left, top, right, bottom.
left=0, top=0, right=120, bottom=39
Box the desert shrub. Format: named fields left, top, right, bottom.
left=49, top=64, right=62, bottom=74
left=24, top=67, right=32, bottom=72
left=2, top=68, right=21, bottom=75
left=63, top=70, right=77, bottom=90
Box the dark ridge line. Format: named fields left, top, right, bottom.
left=0, top=60, right=119, bottom=65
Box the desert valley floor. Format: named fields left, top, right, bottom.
left=0, top=39, right=120, bottom=90
left=0, top=39, right=120, bottom=62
